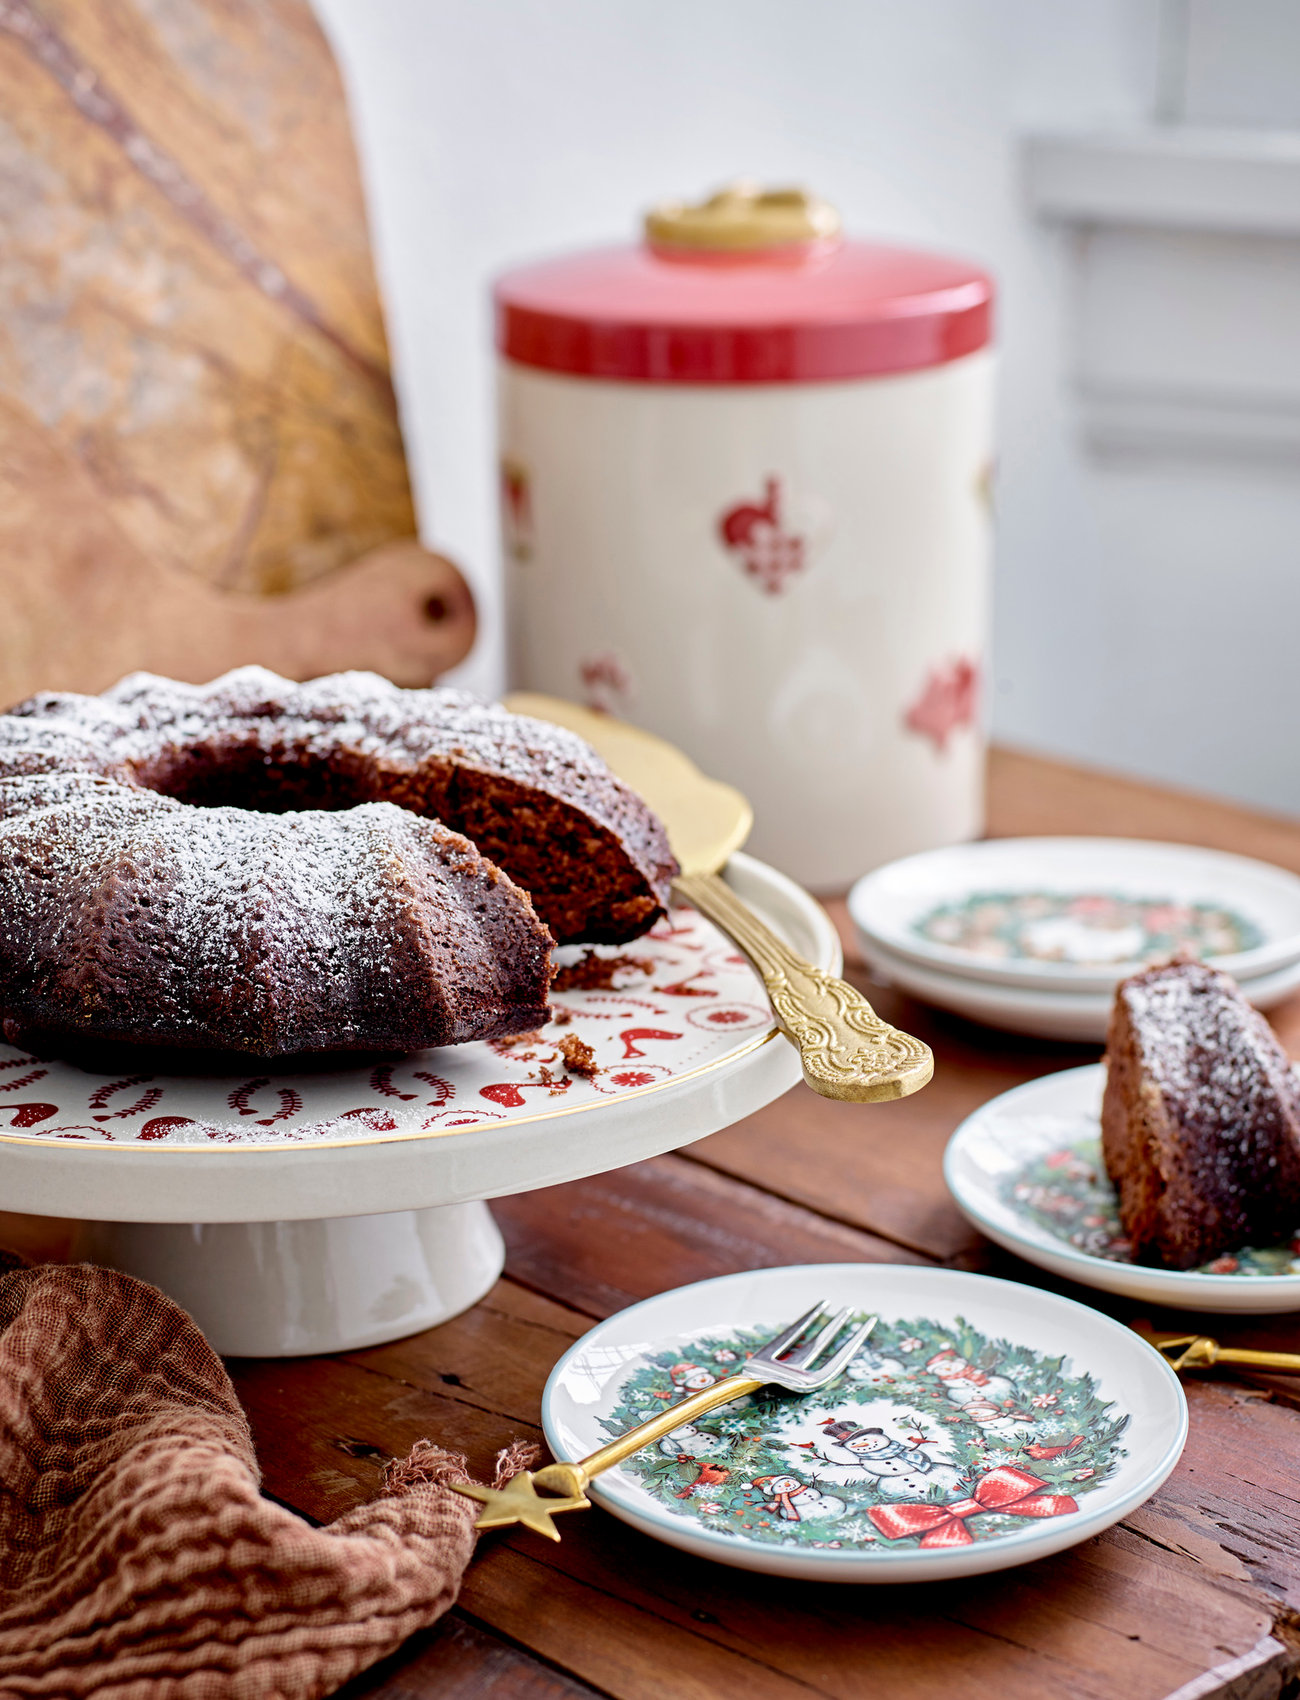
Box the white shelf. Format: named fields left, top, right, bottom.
left=1023, top=126, right=1300, bottom=460
left=1025, top=127, right=1300, bottom=237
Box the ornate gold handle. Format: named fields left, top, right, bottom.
left=675, top=870, right=933, bottom=1103
left=451, top=1371, right=766, bottom=1539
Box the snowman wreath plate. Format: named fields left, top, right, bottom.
left=944, top=1065, right=1300, bottom=1314
left=541, top=1264, right=1187, bottom=1581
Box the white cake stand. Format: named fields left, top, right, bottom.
left=0, top=855, right=836, bottom=1356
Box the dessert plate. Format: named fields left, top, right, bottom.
left=849, top=838, right=1300, bottom=994
left=945, top=1065, right=1300, bottom=1313
left=857, top=935, right=1113, bottom=1041
left=542, top=1264, right=1187, bottom=1582
left=858, top=935, right=1300, bottom=1044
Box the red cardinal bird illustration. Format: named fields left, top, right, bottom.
left=1023, top=1435, right=1085, bottom=1461
left=675, top=1461, right=731, bottom=1500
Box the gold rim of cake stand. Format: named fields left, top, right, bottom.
left=0, top=1025, right=782, bottom=1155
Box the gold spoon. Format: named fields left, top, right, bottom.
left=503, top=693, right=932, bottom=1103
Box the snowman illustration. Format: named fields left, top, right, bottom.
left=844, top=1346, right=905, bottom=1388
left=810, top=1420, right=964, bottom=1500
left=926, top=1350, right=1029, bottom=1431
left=657, top=1421, right=721, bottom=1460
left=751, top=1473, right=847, bottom=1524
left=667, top=1361, right=718, bottom=1395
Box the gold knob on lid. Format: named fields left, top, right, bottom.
left=645, top=181, right=841, bottom=252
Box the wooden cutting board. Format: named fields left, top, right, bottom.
left=0, top=0, right=474, bottom=702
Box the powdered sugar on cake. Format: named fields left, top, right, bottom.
left=0, top=899, right=773, bottom=1144
left=1103, top=959, right=1300, bottom=1267
left=1117, top=963, right=1287, bottom=1141
left=6, top=668, right=623, bottom=797
left=0, top=665, right=707, bottom=1057
left=0, top=666, right=677, bottom=953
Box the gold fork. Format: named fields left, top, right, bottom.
left=1141, top=1332, right=1300, bottom=1374
left=453, top=1300, right=876, bottom=1540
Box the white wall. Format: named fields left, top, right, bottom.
left=314, top=0, right=1300, bottom=818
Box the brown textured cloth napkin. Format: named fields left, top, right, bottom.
left=0, top=1260, right=523, bottom=1698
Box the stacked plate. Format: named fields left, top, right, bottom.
left=848, top=837, right=1300, bottom=1041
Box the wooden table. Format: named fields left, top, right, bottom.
left=229, top=750, right=1300, bottom=1700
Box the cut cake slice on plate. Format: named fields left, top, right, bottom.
left=1102, top=959, right=1300, bottom=1269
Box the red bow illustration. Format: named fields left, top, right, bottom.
left=867, top=1466, right=1079, bottom=1549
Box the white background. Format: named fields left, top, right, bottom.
left=313, top=0, right=1300, bottom=818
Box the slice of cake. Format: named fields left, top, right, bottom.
left=1102, top=960, right=1300, bottom=1269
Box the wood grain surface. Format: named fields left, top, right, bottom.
left=221, top=749, right=1300, bottom=1700
left=0, top=0, right=474, bottom=700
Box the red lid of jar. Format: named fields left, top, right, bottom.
left=495, top=235, right=993, bottom=386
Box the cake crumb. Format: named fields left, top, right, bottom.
left=553, top=951, right=651, bottom=991
left=557, top=1033, right=600, bottom=1078
left=535, top=1065, right=572, bottom=1094
left=496, top=1029, right=546, bottom=1049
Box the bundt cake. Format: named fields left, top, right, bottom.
left=1102, top=959, right=1300, bottom=1269
left=0, top=667, right=678, bottom=1059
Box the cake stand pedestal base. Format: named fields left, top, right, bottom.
left=74, top=1201, right=506, bottom=1357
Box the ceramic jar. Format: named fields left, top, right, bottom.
left=496, top=187, right=995, bottom=889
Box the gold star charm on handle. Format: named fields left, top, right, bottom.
left=451, top=1470, right=590, bottom=1540
left=451, top=1305, right=875, bottom=1543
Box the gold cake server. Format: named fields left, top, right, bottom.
left=503, top=693, right=932, bottom=1103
